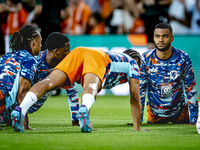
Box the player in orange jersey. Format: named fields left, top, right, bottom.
left=11, top=46, right=149, bottom=133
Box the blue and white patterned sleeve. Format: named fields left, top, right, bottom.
left=66, top=83, right=79, bottom=121
left=20, top=58, right=37, bottom=81
left=139, top=54, right=148, bottom=122
left=182, top=53, right=198, bottom=124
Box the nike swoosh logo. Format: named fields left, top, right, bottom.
left=30, top=96, right=35, bottom=102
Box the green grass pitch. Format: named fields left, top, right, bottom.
left=0, top=95, right=200, bottom=150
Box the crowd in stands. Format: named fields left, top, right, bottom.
left=0, top=0, right=200, bottom=52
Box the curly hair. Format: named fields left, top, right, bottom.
left=9, top=25, right=40, bottom=55
left=123, top=49, right=141, bottom=67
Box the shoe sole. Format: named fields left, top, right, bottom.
left=79, top=108, right=91, bottom=133
left=11, top=111, right=22, bottom=132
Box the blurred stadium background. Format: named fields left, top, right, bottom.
left=1, top=0, right=200, bottom=96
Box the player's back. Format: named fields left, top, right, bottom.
left=0, top=50, right=36, bottom=95
left=102, top=51, right=140, bottom=89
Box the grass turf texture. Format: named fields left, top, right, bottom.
left=0, top=95, right=200, bottom=150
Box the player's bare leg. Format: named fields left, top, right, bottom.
left=11, top=69, right=68, bottom=132
left=79, top=73, right=101, bottom=133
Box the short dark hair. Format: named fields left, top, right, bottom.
left=9, top=25, right=40, bottom=55
left=46, top=32, right=70, bottom=51
left=123, top=49, right=141, bottom=67
left=154, top=22, right=173, bottom=33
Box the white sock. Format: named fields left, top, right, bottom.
left=81, top=94, right=95, bottom=111
left=20, top=92, right=38, bottom=116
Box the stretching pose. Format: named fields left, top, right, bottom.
left=11, top=46, right=147, bottom=132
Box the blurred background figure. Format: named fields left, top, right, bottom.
left=168, top=0, right=194, bottom=35
left=0, top=0, right=6, bottom=57
left=24, top=0, right=36, bottom=24
left=5, top=0, right=27, bottom=36
left=190, top=0, right=200, bottom=34
left=1, top=0, right=200, bottom=52
left=83, top=0, right=101, bottom=13
left=123, top=0, right=145, bottom=34
left=88, top=12, right=105, bottom=35
left=28, top=0, right=69, bottom=50
left=104, top=0, right=145, bottom=34
left=63, top=0, right=91, bottom=35
left=105, top=0, right=124, bottom=34
left=99, top=0, right=111, bottom=22
left=5, top=0, right=27, bottom=53
left=0, top=0, right=22, bottom=56
left=139, top=0, right=172, bottom=49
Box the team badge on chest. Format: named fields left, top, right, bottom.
left=161, top=83, right=172, bottom=98
left=170, top=70, right=178, bottom=80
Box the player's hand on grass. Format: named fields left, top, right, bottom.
left=126, top=122, right=141, bottom=125
left=92, top=128, right=98, bottom=131
left=88, top=122, right=98, bottom=131
left=185, top=123, right=196, bottom=125
left=26, top=126, right=39, bottom=130
left=126, top=123, right=133, bottom=125
left=6, top=119, right=12, bottom=127
left=72, top=120, right=80, bottom=126
left=140, top=129, right=149, bottom=131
